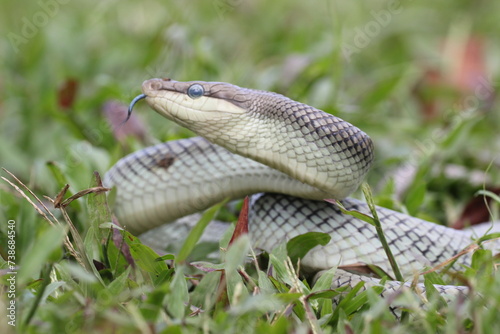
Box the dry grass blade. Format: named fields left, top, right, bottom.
left=285, top=257, right=321, bottom=334
left=47, top=184, right=107, bottom=275
left=215, top=271, right=229, bottom=306
left=2, top=169, right=81, bottom=267
left=58, top=205, right=94, bottom=272
left=2, top=167, right=62, bottom=225
left=300, top=295, right=320, bottom=334
left=2, top=168, right=103, bottom=275
left=284, top=258, right=319, bottom=333
left=2, top=176, right=55, bottom=226
left=421, top=244, right=480, bottom=275
left=59, top=186, right=110, bottom=208
left=53, top=184, right=70, bottom=208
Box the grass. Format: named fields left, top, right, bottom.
left=1, top=0, right=500, bottom=333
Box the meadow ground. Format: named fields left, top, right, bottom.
left=1, top=0, right=500, bottom=333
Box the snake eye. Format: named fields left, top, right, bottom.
left=187, top=84, right=204, bottom=99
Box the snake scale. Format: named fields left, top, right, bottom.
left=104, top=78, right=499, bottom=307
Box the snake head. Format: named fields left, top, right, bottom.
left=140, top=78, right=255, bottom=125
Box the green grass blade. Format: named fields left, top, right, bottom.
left=176, top=199, right=228, bottom=264
left=18, top=224, right=67, bottom=286
left=286, top=232, right=331, bottom=263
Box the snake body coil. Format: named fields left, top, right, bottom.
left=104, top=78, right=499, bottom=301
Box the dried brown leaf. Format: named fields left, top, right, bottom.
left=452, top=187, right=500, bottom=229
left=57, top=78, right=79, bottom=110
left=112, top=220, right=135, bottom=267
left=103, top=100, right=147, bottom=142
left=229, top=196, right=249, bottom=246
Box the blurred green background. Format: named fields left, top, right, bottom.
left=1, top=0, right=500, bottom=332
left=1, top=0, right=499, bottom=231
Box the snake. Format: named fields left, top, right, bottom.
left=103, top=78, right=499, bottom=308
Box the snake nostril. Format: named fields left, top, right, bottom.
left=145, top=79, right=163, bottom=92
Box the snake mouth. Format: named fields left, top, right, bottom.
left=126, top=79, right=173, bottom=122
